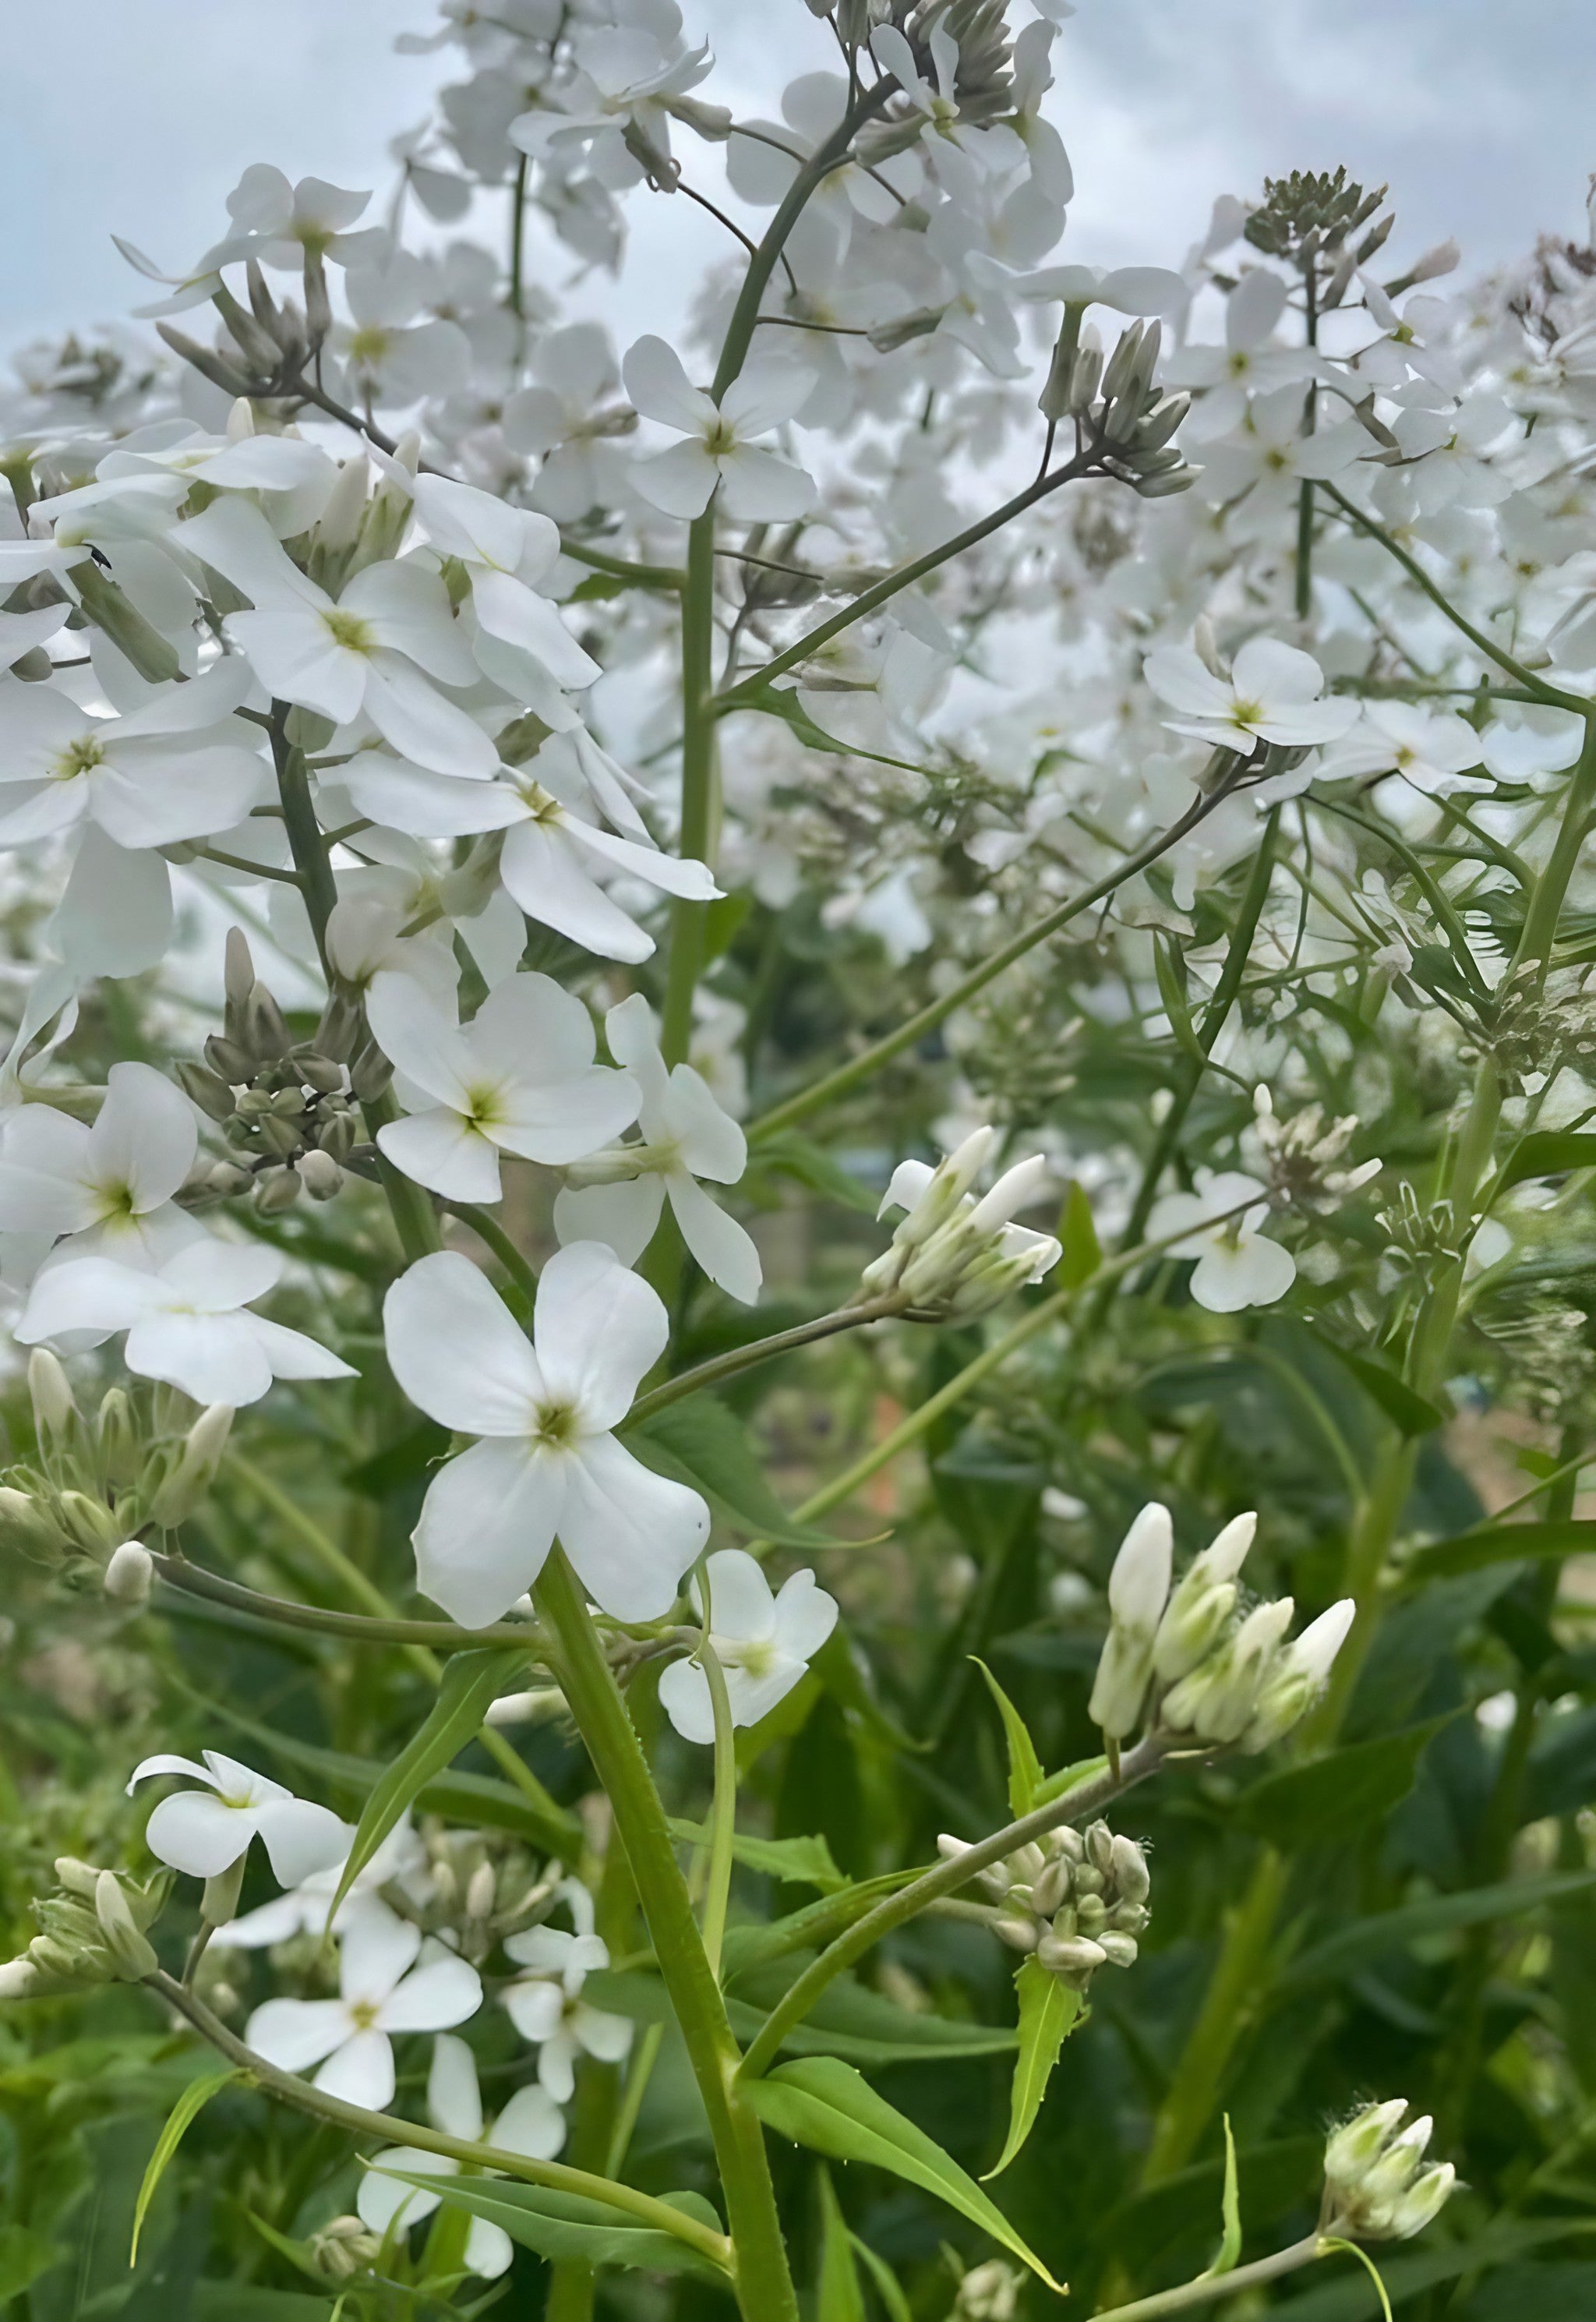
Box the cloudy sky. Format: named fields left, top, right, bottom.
left=3, top=0, right=1592, bottom=353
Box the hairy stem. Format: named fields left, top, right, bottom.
left=151, top=1549, right=547, bottom=1653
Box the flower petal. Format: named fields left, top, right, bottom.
left=144, top=1789, right=259, bottom=1877
left=559, top=1432, right=708, bottom=1620
left=377, top=1951, right=483, bottom=2034
left=415, top=1437, right=563, bottom=1628
left=254, top=1797, right=351, bottom=1887
left=314, top=2027, right=396, bottom=2110
left=245, top=1995, right=352, bottom=2074
left=500, top=820, right=655, bottom=962
left=383, top=1249, right=544, bottom=1435
left=666, top=1171, right=761, bottom=1304
left=533, top=1240, right=667, bottom=1427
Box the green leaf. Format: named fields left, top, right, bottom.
left=668, top=1817, right=846, bottom=1890
left=1058, top=1180, right=1102, bottom=1288
left=973, top=1658, right=1043, bottom=1816
left=817, top=2168, right=868, bottom=2322
left=1034, top=1751, right=1109, bottom=1809
left=130, top=2069, right=238, bottom=2265
left=630, top=1391, right=837, bottom=1546
left=0, top=2225, right=58, bottom=2301
left=1235, top=1716, right=1454, bottom=1850
left=720, top=1870, right=922, bottom=1980
left=390, top=2173, right=729, bottom=2281
left=1312, top=1334, right=1446, bottom=1437
left=588, top=1967, right=1015, bottom=2067
left=754, top=1133, right=880, bottom=1214
left=812, top=1628, right=927, bottom=1754
left=742, top=2055, right=1065, bottom=2292
left=984, top=1960, right=1082, bottom=2179
left=1198, top=2115, right=1242, bottom=2280
left=1403, top=1518, right=1596, bottom=1582
left=328, top=1648, right=526, bottom=1921
left=1280, top=1866, right=1596, bottom=1989
left=850, top=2230, right=916, bottom=2322
left=1499, top=1129, right=1596, bottom=1188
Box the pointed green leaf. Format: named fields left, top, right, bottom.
left=985, top=1960, right=1082, bottom=2179
left=1312, top=1335, right=1446, bottom=1437
left=1235, top=1716, right=1454, bottom=1850
left=588, top=1967, right=1015, bottom=2067
left=130, top=2069, right=238, bottom=2264
left=817, top=2168, right=868, bottom=2320
left=973, top=1658, right=1043, bottom=1816
left=1280, top=1866, right=1596, bottom=1989
left=1198, top=2115, right=1242, bottom=2279
left=668, top=1818, right=846, bottom=1891
left=1499, top=1129, right=1596, bottom=1189
left=850, top=2229, right=916, bottom=2322
left=1403, top=1518, right=1596, bottom=1582
left=1058, top=1180, right=1102, bottom=1288
left=630, top=1391, right=838, bottom=1546
left=328, top=1647, right=526, bottom=1921
left=386, top=2172, right=728, bottom=2282
left=741, top=2055, right=1066, bottom=2292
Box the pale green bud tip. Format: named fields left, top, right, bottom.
left=1323, top=2096, right=1457, bottom=2238
left=28, top=1348, right=77, bottom=1434
left=94, top=1871, right=159, bottom=1980
left=103, top=1541, right=154, bottom=1606
left=1290, top=1597, right=1355, bottom=1684
left=1107, top=1503, right=1173, bottom=1628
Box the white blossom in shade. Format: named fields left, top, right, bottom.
left=1476, top=704, right=1585, bottom=786
left=0, top=1062, right=201, bottom=1271
left=1318, top=700, right=1486, bottom=795
left=126, top=1749, right=348, bottom=1884
left=553, top=993, right=759, bottom=1304
left=366, top=971, right=641, bottom=1204
left=177, top=497, right=496, bottom=779
left=410, top=474, right=601, bottom=705
left=245, top=1901, right=482, bottom=2113
left=1144, top=637, right=1358, bottom=754
left=496, top=744, right=721, bottom=963
left=212, top=1822, right=429, bottom=1949
left=0, top=661, right=266, bottom=852
left=621, top=335, right=816, bottom=521
left=358, top=2034, right=566, bottom=2280
left=14, top=1238, right=356, bottom=1405
left=501, top=1911, right=632, bottom=2104
left=1165, top=268, right=1320, bottom=436
left=658, top=1550, right=839, bottom=1744
left=1147, top=1169, right=1296, bottom=1313
left=383, top=1244, right=710, bottom=1627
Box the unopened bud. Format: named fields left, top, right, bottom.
left=29, top=1348, right=78, bottom=1440
left=254, top=1166, right=302, bottom=1214
left=350, top=1040, right=394, bottom=1102
left=297, top=1149, right=344, bottom=1201
left=1241, top=1598, right=1354, bottom=1752
left=0, top=1956, right=39, bottom=1999
left=148, top=1403, right=234, bottom=1529
left=224, top=928, right=256, bottom=1012
left=94, top=1871, right=159, bottom=1980
left=1163, top=1597, right=1295, bottom=1745
left=1089, top=1504, right=1173, bottom=1740
left=204, top=1033, right=255, bottom=1083
left=201, top=1856, right=247, bottom=1928
left=465, top=1861, right=496, bottom=1921
left=244, top=982, right=291, bottom=1062
left=309, top=2215, right=380, bottom=2281
left=58, top=1490, right=121, bottom=1554
left=968, top=1154, right=1049, bottom=1235
left=103, top=1541, right=154, bottom=1606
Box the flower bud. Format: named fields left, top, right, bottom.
left=224, top=927, right=256, bottom=1013
left=465, top=1861, right=497, bottom=1921
left=968, top=1154, right=1050, bottom=1235
left=1088, top=1504, right=1173, bottom=1740
left=103, top=1541, right=154, bottom=1606
left=254, top=1166, right=302, bottom=1214
left=1325, top=2098, right=1457, bottom=2239
left=1035, top=1932, right=1107, bottom=1983
left=148, top=1403, right=235, bottom=1529
left=0, top=1956, right=39, bottom=1999
left=309, top=2216, right=380, bottom=2281
left=97, top=1388, right=141, bottom=1486
left=993, top=1914, right=1040, bottom=1953
left=94, top=1870, right=159, bottom=1980
left=29, top=1348, right=78, bottom=1441
left=201, top=1856, right=247, bottom=1929
left=297, top=1148, right=344, bottom=1202
left=1163, top=1596, right=1294, bottom=1744
left=1152, top=1513, right=1256, bottom=1684
left=58, top=1490, right=121, bottom=1553
left=1241, top=1598, right=1354, bottom=1752
left=175, top=1059, right=238, bottom=1123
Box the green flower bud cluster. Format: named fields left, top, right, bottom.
left=2, top=1858, right=171, bottom=1995
left=0, top=1352, right=233, bottom=1585
left=1089, top=1504, right=1355, bottom=1755
left=414, top=1829, right=562, bottom=1965
left=940, top=1818, right=1151, bottom=1992
left=860, top=1128, right=1061, bottom=1319
left=952, top=2260, right=1023, bottom=2321
left=177, top=930, right=368, bottom=1217
left=307, top=2217, right=382, bottom=2281
left=1243, top=168, right=1388, bottom=263
left=1323, top=2100, right=1457, bottom=2241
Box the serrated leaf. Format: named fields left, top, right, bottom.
left=327, top=1648, right=526, bottom=1922
left=668, top=1817, right=846, bottom=1890
left=630, top=1391, right=838, bottom=1546
left=1312, top=1334, right=1446, bottom=1436
left=1403, top=1518, right=1596, bottom=1581
left=130, top=2069, right=238, bottom=2264
left=387, top=2172, right=729, bottom=2281
left=817, top=2168, right=868, bottom=2320
left=1235, top=1716, right=1454, bottom=1850
left=973, top=1658, right=1043, bottom=1816
left=742, top=2056, right=1065, bottom=2291
left=1058, top=1180, right=1102, bottom=1288
left=1198, top=2115, right=1242, bottom=2279
left=985, top=1960, right=1082, bottom=2179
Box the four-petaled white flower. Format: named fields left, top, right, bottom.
left=553, top=992, right=760, bottom=1304
left=501, top=1909, right=632, bottom=2103
left=1147, top=1168, right=1296, bottom=1313
left=623, top=335, right=816, bottom=521
left=358, top=2033, right=566, bottom=2280
left=212, top=1823, right=429, bottom=1950
left=15, top=1238, right=355, bottom=1405
left=178, top=497, right=496, bottom=778
left=1143, top=638, right=1358, bottom=754
left=383, top=1243, right=709, bottom=1627
left=246, top=1900, right=482, bottom=2112
left=1319, top=701, right=1485, bottom=795
left=0, top=1061, right=201, bottom=1271
left=411, top=474, right=601, bottom=712
left=659, top=1550, right=839, bottom=1743
left=128, top=1748, right=348, bottom=1885
left=367, top=970, right=641, bottom=1204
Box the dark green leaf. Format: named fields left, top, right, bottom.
left=668, top=1818, right=846, bottom=1891
left=1526, top=1705, right=1596, bottom=1819
left=1236, top=1716, right=1454, bottom=1850
left=1313, top=1334, right=1446, bottom=1436
left=742, top=2056, right=1065, bottom=2289
left=973, top=1658, right=1043, bottom=1817
left=985, top=1960, right=1082, bottom=2179
left=131, top=2071, right=238, bottom=2264
left=1281, top=1868, right=1596, bottom=1989
left=1499, top=1131, right=1596, bottom=1189
left=391, top=2172, right=729, bottom=2281
left=1404, top=1519, right=1596, bottom=1582
left=630, top=1391, right=837, bottom=1546
left=1198, top=2115, right=1242, bottom=2280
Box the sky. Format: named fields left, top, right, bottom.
left=2, top=1, right=1593, bottom=356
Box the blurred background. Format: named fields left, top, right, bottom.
left=3, top=0, right=1593, bottom=349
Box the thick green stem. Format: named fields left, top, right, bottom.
left=1509, top=709, right=1596, bottom=979
left=533, top=1550, right=799, bottom=2322
left=699, top=1642, right=737, bottom=1977
left=659, top=512, right=719, bottom=1067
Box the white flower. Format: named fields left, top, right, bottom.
left=1476, top=705, right=1585, bottom=786
left=502, top=323, right=631, bottom=522
left=1319, top=701, right=1485, bottom=795
left=212, top=1822, right=429, bottom=1950
left=1147, top=1169, right=1295, bottom=1313
left=366, top=971, right=641, bottom=1204
left=15, top=1238, right=356, bottom=1405
left=1167, top=270, right=1321, bottom=436
left=0, top=1062, right=201, bottom=1272
left=501, top=1907, right=632, bottom=2103
left=246, top=1901, right=482, bottom=2112
left=410, top=474, right=601, bottom=709
left=335, top=257, right=472, bottom=408
left=127, top=1748, right=348, bottom=1884
left=658, top=1549, right=838, bottom=1743
left=553, top=993, right=760, bottom=1304
left=1144, top=637, right=1358, bottom=754
left=622, top=335, right=816, bottom=522
left=358, top=2034, right=566, bottom=2280
left=0, top=661, right=266, bottom=852
left=383, top=1243, right=710, bottom=1627
left=178, top=497, right=496, bottom=779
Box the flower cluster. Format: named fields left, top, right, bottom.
left=938, top=1817, right=1151, bottom=1992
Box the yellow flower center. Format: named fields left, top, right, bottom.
left=323, top=606, right=376, bottom=655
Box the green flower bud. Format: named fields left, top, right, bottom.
left=29, top=1348, right=78, bottom=1441
left=57, top=1490, right=122, bottom=1554
left=97, top=1389, right=141, bottom=1487
left=147, top=1402, right=235, bottom=1529
left=94, top=1871, right=159, bottom=1980
left=254, top=1166, right=302, bottom=1214
left=175, top=1059, right=237, bottom=1123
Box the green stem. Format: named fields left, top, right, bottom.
left=737, top=1736, right=1167, bottom=2081
left=1089, top=2232, right=1324, bottom=2320
left=148, top=1971, right=730, bottom=2269
left=150, top=1550, right=546, bottom=1653
left=507, top=150, right=528, bottom=319
left=700, top=1642, right=737, bottom=1977
left=1509, top=709, right=1596, bottom=980
left=750, top=777, right=1231, bottom=1142
left=443, top=1200, right=541, bottom=1309
left=533, top=1550, right=800, bottom=2322
left=606, top=2022, right=664, bottom=2175
left=627, top=1295, right=905, bottom=1425
left=659, top=512, right=719, bottom=1067
left=557, top=536, right=685, bottom=592
left=270, top=719, right=338, bottom=968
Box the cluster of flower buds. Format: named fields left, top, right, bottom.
left=0, top=1350, right=232, bottom=1596
left=0, top=1858, right=170, bottom=1996
left=306, top=2217, right=382, bottom=2282
left=411, top=1829, right=562, bottom=1966
left=1324, top=2100, right=1458, bottom=2240
left=176, top=931, right=371, bottom=1215
left=1040, top=312, right=1194, bottom=498
left=1248, top=1088, right=1382, bottom=1212
left=952, top=2260, right=1023, bottom=2322
left=860, top=1127, right=1062, bottom=1318
left=937, top=1818, right=1150, bottom=1993
left=1378, top=1182, right=1464, bottom=1273
left=157, top=255, right=324, bottom=405
left=1088, top=1504, right=1354, bottom=1754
